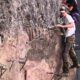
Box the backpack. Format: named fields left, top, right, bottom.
left=69, top=10, right=80, bottom=24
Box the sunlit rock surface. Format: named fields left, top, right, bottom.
left=0, top=0, right=76, bottom=80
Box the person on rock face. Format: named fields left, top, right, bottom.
left=56, top=6, right=79, bottom=74
left=63, top=0, right=80, bottom=24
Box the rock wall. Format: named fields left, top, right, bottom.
left=0, top=0, right=76, bottom=80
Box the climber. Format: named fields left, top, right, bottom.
left=56, top=6, right=79, bottom=75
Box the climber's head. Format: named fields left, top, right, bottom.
left=60, top=6, right=69, bottom=17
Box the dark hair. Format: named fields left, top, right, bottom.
left=66, top=0, right=77, bottom=6
left=66, top=0, right=78, bottom=11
